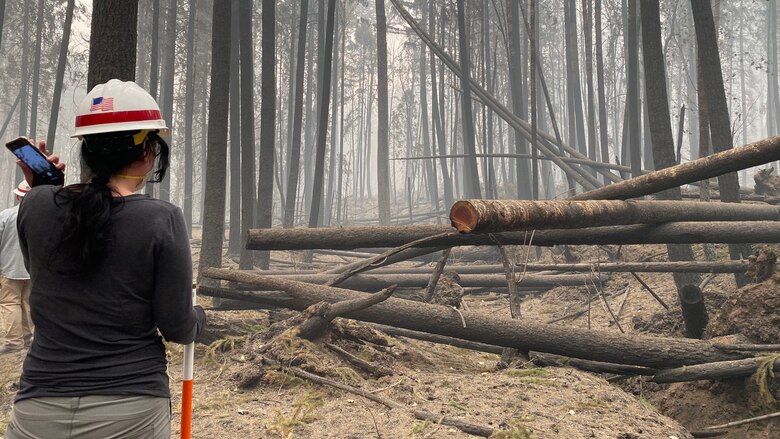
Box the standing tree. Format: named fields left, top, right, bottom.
left=456, top=0, right=482, bottom=199
left=690, top=0, right=752, bottom=287
left=198, top=0, right=231, bottom=277
left=376, top=0, right=391, bottom=223
left=46, top=0, right=76, bottom=153
left=227, top=0, right=241, bottom=255
left=28, top=0, right=44, bottom=138
left=252, top=0, right=273, bottom=269
left=640, top=0, right=701, bottom=305
left=626, top=0, right=641, bottom=176
left=309, top=0, right=338, bottom=228
left=88, top=0, right=138, bottom=90
left=507, top=0, right=531, bottom=199
left=158, top=0, right=176, bottom=202
left=183, top=0, right=197, bottom=235
left=283, top=0, right=310, bottom=228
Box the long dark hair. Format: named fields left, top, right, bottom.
left=54, top=130, right=169, bottom=271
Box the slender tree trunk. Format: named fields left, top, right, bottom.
left=18, top=1, right=30, bottom=150
left=626, top=0, right=641, bottom=176
left=690, top=0, right=752, bottom=287
left=565, top=0, right=587, bottom=156
left=309, top=0, right=337, bottom=228
left=582, top=0, right=598, bottom=174
left=420, top=9, right=439, bottom=211
left=158, top=0, right=176, bottom=202
left=150, top=0, right=160, bottom=99
left=430, top=0, right=453, bottom=208
left=227, top=0, right=241, bottom=254
left=640, top=0, right=701, bottom=297
left=324, top=1, right=340, bottom=226
left=0, top=0, right=5, bottom=49
left=46, top=0, right=76, bottom=154
left=198, top=0, right=231, bottom=276
left=28, top=0, right=44, bottom=138
left=183, top=0, right=197, bottom=235
left=594, top=0, right=610, bottom=179
left=253, top=0, right=276, bottom=269
left=283, top=0, right=310, bottom=227
left=376, top=0, right=391, bottom=223
left=456, top=0, right=482, bottom=199
left=530, top=0, right=539, bottom=199
left=242, top=0, right=263, bottom=269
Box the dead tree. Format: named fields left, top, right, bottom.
left=247, top=222, right=780, bottom=250
left=450, top=199, right=779, bottom=233
left=200, top=269, right=751, bottom=368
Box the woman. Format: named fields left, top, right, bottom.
left=4, top=79, right=206, bottom=439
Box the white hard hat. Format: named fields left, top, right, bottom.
left=71, top=79, right=168, bottom=138
left=13, top=180, right=30, bottom=197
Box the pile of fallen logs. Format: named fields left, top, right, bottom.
left=197, top=134, right=780, bottom=437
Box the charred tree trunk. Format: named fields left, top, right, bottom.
left=639, top=0, right=703, bottom=330
left=309, top=0, right=337, bottom=228
left=197, top=0, right=231, bottom=277
left=283, top=0, right=309, bottom=228
left=182, top=0, right=196, bottom=235
left=251, top=0, right=272, bottom=269
left=572, top=135, right=780, bottom=200
left=507, top=0, right=532, bottom=199
left=690, top=0, right=753, bottom=287
left=158, top=0, right=176, bottom=202
left=46, top=0, right=76, bottom=154
left=28, top=0, right=44, bottom=138
left=227, top=0, right=241, bottom=254
left=247, top=222, right=780, bottom=250
left=376, top=0, right=391, bottom=224
left=200, top=269, right=749, bottom=369
left=456, top=0, right=482, bottom=199
left=87, top=1, right=138, bottom=89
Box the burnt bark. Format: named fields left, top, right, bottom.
left=87, top=0, right=138, bottom=90
left=246, top=222, right=780, bottom=250
left=200, top=269, right=750, bottom=368
left=572, top=135, right=780, bottom=200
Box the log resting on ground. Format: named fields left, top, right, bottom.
left=450, top=199, right=780, bottom=233
left=246, top=273, right=602, bottom=289
left=651, top=356, right=780, bottom=383
left=200, top=268, right=751, bottom=368
left=247, top=222, right=780, bottom=250
left=255, top=261, right=748, bottom=275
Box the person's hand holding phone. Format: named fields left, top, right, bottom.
left=9, top=138, right=66, bottom=187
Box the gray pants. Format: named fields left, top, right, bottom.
left=4, top=395, right=170, bottom=439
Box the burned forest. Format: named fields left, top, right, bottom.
left=2, top=0, right=780, bottom=438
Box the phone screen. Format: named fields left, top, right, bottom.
left=12, top=144, right=57, bottom=176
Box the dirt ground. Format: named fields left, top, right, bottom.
left=1, top=241, right=778, bottom=438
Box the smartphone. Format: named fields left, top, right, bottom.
left=5, top=137, right=64, bottom=186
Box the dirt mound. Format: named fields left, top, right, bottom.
left=707, top=274, right=780, bottom=343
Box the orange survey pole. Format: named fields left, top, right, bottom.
left=181, top=287, right=196, bottom=439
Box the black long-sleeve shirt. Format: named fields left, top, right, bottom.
left=15, top=186, right=205, bottom=401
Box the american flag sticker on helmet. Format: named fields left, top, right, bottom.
left=90, top=97, right=114, bottom=112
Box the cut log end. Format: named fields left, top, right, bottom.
left=450, top=201, right=479, bottom=233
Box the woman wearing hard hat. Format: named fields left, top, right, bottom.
left=4, top=79, right=206, bottom=439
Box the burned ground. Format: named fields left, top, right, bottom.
left=1, top=242, right=778, bottom=438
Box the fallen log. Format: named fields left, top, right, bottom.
left=269, top=273, right=602, bottom=289
left=651, top=356, right=780, bottom=383
left=264, top=261, right=748, bottom=276
left=571, top=135, right=780, bottom=201
left=529, top=352, right=657, bottom=376
left=450, top=199, right=780, bottom=233
left=200, top=268, right=751, bottom=368
left=247, top=222, right=780, bottom=250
